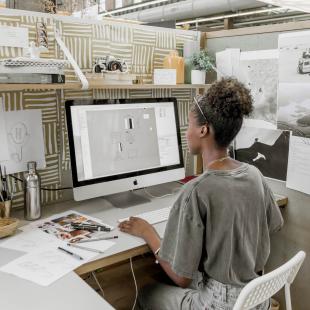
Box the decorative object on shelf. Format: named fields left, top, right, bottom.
left=93, top=56, right=128, bottom=73
left=190, top=50, right=213, bottom=84
left=0, top=218, right=19, bottom=239
left=23, top=41, right=48, bottom=59
left=36, top=22, right=48, bottom=50
left=41, top=0, right=56, bottom=14
left=86, top=72, right=136, bottom=85
left=0, top=57, right=67, bottom=84
left=183, top=40, right=200, bottom=84
left=153, top=69, right=177, bottom=85
left=163, top=51, right=184, bottom=84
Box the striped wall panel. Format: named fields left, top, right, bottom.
left=0, top=13, right=200, bottom=207
left=1, top=92, right=23, bottom=111
left=110, top=25, right=133, bottom=44
left=156, top=31, right=176, bottom=50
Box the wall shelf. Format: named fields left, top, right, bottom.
left=0, top=82, right=211, bottom=92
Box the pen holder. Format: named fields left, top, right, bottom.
left=0, top=200, right=12, bottom=218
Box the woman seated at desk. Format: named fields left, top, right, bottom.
left=119, top=78, right=283, bottom=310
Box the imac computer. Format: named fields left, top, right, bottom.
left=65, top=98, right=185, bottom=201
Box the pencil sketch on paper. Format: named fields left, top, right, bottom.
left=0, top=110, right=46, bottom=174
left=8, top=122, right=30, bottom=162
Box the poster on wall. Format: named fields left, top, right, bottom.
left=277, top=30, right=310, bottom=194
left=278, top=30, right=310, bottom=84
left=0, top=110, right=46, bottom=174
left=215, top=48, right=240, bottom=79
left=238, top=50, right=279, bottom=125
left=286, top=136, right=310, bottom=195
left=277, top=82, right=310, bottom=138
left=235, top=122, right=290, bottom=181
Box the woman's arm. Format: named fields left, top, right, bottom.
left=119, top=217, right=192, bottom=288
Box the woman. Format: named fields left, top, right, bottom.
left=119, top=78, right=283, bottom=309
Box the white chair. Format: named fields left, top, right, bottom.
left=233, top=251, right=306, bottom=310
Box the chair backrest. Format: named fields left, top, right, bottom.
left=233, top=251, right=306, bottom=310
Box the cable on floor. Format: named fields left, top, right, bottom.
left=91, top=271, right=105, bottom=297
left=130, top=257, right=138, bottom=310
left=143, top=188, right=174, bottom=199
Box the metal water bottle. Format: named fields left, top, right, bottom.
left=24, top=161, right=41, bottom=220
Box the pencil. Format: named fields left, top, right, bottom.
left=76, top=236, right=118, bottom=244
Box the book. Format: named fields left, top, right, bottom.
left=0, top=73, right=65, bottom=84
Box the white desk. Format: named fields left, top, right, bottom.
left=0, top=184, right=179, bottom=310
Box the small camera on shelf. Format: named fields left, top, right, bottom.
left=93, top=56, right=128, bottom=73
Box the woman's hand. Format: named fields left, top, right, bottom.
left=118, top=217, right=155, bottom=240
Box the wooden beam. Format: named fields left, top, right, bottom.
left=224, top=18, right=234, bottom=30
left=206, top=19, right=310, bottom=39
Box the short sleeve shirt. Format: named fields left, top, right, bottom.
left=158, top=163, right=283, bottom=286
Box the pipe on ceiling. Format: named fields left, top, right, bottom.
left=119, top=0, right=264, bottom=23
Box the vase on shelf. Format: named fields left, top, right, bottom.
left=163, top=51, right=184, bottom=84
left=191, top=70, right=206, bottom=85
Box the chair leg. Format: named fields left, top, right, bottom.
left=285, top=284, right=292, bottom=310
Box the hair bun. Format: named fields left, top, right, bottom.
left=208, top=78, right=253, bottom=119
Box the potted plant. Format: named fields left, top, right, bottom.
left=190, top=50, right=213, bottom=84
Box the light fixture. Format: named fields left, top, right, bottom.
left=100, top=0, right=170, bottom=17
left=176, top=7, right=287, bottom=26
left=259, top=1, right=310, bottom=13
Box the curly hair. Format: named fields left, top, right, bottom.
left=192, top=78, right=253, bottom=148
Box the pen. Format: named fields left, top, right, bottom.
left=67, top=243, right=104, bottom=254
left=76, top=236, right=118, bottom=243
left=71, top=224, right=111, bottom=232
left=57, top=246, right=84, bottom=260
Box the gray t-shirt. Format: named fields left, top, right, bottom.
left=159, top=163, right=283, bottom=286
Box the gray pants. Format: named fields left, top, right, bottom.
left=135, top=277, right=270, bottom=310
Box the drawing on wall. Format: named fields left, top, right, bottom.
left=8, top=121, right=30, bottom=162
left=238, top=50, right=279, bottom=125
left=277, top=83, right=310, bottom=138
left=0, top=110, right=46, bottom=174
left=0, top=100, right=9, bottom=162
left=235, top=125, right=290, bottom=181
left=278, top=30, right=310, bottom=83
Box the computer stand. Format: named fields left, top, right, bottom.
left=105, top=190, right=151, bottom=209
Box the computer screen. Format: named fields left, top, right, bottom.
left=66, top=98, right=185, bottom=201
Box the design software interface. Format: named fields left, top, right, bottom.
left=70, top=102, right=181, bottom=181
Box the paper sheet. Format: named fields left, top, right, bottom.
left=0, top=242, right=98, bottom=286
left=0, top=99, right=9, bottom=161
left=0, top=26, right=29, bottom=48
left=235, top=125, right=290, bottom=181
left=238, top=50, right=279, bottom=125
left=0, top=110, right=46, bottom=174
left=0, top=229, right=61, bottom=253
left=23, top=210, right=114, bottom=243
left=286, top=136, right=310, bottom=195
left=216, top=48, right=240, bottom=79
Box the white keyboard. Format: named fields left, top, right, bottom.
left=118, top=206, right=172, bottom=225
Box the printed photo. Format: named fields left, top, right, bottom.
left=279, top=31, right=310, bottom=83
left=235, top=126, right=290, bottom=181
left=277, top=83, right=310, bottom=138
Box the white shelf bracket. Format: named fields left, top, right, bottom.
left=54, top=29, right=89, bottom=90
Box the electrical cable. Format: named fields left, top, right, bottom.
left=130, top=257, right=138, bottom=310
left=9, top=175, right=73, bottom=191
left=91, top=271, right=105, bottom=297
left=143, top=188, right=174, bottom=199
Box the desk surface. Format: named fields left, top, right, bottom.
left=0, top=183, right=287, bottom=310
left=0, top=184, right=178, bottom=310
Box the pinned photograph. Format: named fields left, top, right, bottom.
left=278, top=30, right=310, bottom=83
left=235, top=126, right=290, bottom=181
left=238, top=50, right=278, bottom=125
left=277, top=83, right=310, bottom=138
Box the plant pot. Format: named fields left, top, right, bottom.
left=191, top=70, right=206, bottom=84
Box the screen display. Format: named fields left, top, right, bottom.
left=70, top=102, right=181, bottom=182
